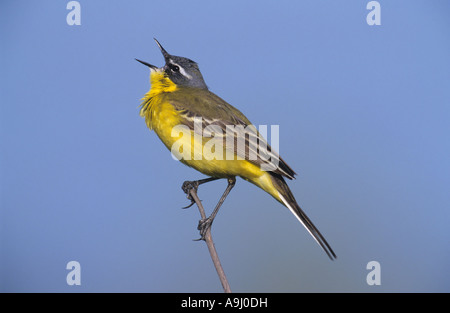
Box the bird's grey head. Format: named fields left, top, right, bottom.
left=136, top=38, right=208, bottom=90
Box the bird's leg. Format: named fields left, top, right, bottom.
left=181, top=177, right=221, bottom=209
left=197, top=177, right=236, bottom=241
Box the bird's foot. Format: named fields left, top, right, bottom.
left=194, top=217, right=213, bottom=241
left=181, top=180, right=200, bottom=209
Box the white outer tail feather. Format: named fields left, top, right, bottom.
left=277, top=192, right=324, bottom=250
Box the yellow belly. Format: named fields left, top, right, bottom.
left=149, top=100, right=261, bottom=178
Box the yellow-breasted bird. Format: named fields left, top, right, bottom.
left=137, top=39, right=336, bottom=260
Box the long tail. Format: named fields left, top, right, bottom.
left=270, top=174, right=337, bottom=260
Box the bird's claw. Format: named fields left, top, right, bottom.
left=181, top=200, right=195, bottom=209
left=195, top=217, right=213, bottom=241
left=182, top=180, right=199, bottom=195
left=181, top=180, right=200, bottom=209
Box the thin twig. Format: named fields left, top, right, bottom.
left=188, top=189, right=232, bottom=293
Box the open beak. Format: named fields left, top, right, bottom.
left=153, top=38, right=171, bottom=61
left=136, top=38, right=170, bottom=70
left=135, top=58, right=158, bottom=70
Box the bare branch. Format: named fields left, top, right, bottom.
left=188, top=188, right=232, bottom=293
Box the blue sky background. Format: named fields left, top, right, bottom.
left=1, top=1, right=449, bottom=292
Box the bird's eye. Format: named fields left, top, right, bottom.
left=171, top=65, right=180, bottom=72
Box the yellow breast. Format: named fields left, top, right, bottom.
left=140, top=69, right=179, bottom=131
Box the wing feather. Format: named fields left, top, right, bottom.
left=167, top=89, right=297, bottom=179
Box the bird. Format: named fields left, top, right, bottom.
left=136, top=39, right=336, bottom=260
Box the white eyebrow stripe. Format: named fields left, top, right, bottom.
left=170, top=61, right=192, bottom=79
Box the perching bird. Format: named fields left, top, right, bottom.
left=137, top=39, right=336, bottom=260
